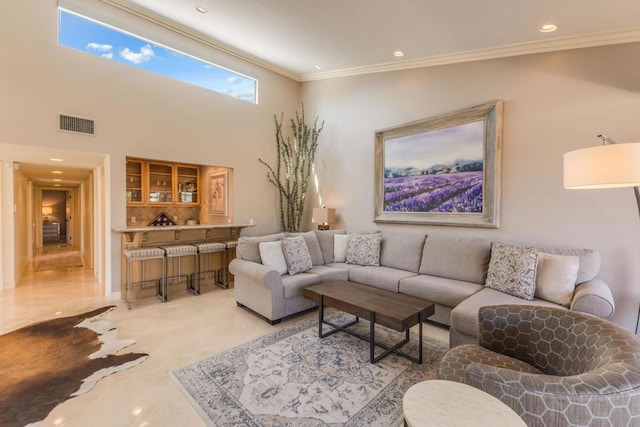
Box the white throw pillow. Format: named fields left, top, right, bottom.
left=333, top=234, right=349, bottom=263
left=535, top=252, right=579, bottom=307
left=485, top=242, right=538, bottom=300
left=281, top=235, right=313, bottom=275
left=346, top=233, right=382, bottom=266
left=258, top=241, right=287, bottom=275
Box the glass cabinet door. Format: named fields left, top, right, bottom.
left=148, top=162, right=174, bottom=203
left=126, top=159, right=143, bottom=204
left=177, top=165, right=199, bottom=204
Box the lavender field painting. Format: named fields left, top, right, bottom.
left=384, top=171, right=483, bottom=213
left=383, top=120, right=484, bottom=213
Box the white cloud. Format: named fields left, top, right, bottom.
left=119, top=44, right=155, bottom=64
left=87, top=42, right=112, bottom=52
left=101, top=53, right=113, bottom=59
left=227, top=76, right=239, bottom=84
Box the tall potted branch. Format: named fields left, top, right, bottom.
left=259, top=106, right=324, bottom=232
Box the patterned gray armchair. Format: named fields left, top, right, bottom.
left=438, top=305, right=640, bottom=426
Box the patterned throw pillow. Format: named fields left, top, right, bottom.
left=281, top=235, right=313, bottom=275
left=485, top=242, right=538, bottom=300
left=346, top=233, right=382, bottom=266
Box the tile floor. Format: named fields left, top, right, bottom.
left=2, top=253, right=449, bottom=427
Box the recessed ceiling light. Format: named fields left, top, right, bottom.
left=53, top=179, right=62, bottom=182
left=52, top=171, right=63, bottom=174
left=53, top=184, right=61, bottom=187
left=539, top=24, right=558, bottom=33
left=195, top=6, right=208, bottom=13
left=393, top=51, right=405, bottom=57
left=313, top=65, right=322, bottom=70
left=49, top=158, right=64, bottom=162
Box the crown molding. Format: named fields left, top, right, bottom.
left=90, top=2, right=640, bottom=84
left=96, top=0, right=301, bottom=81
left=300, top=27, right=640, bottom=82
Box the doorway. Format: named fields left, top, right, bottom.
left=42, top=189, right=70, bottom=247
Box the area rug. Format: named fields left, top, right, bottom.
left=35, top=249, right=83, bottom=272
left=0, top=306, right=148, bottom=427
left=170, top=312, right=448, bottom=426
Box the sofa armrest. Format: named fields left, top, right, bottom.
left=228, top=258, right=283, bottom=292
left=570, top=278, right=615, bottom=319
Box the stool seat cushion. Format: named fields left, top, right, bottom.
left=161, top=245, right=198, bottom=256
left=124, top=247, right=165, bottom=259
left=193, top=242, right=226, bottom=253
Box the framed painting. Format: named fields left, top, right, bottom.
left=209, top=171, right=228, bottom=216
left=374, top=101, right=503, bottom=228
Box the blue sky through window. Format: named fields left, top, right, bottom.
left=58, top=9, right=257, bottom=103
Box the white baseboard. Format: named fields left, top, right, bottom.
left=109, top=291, right=121, bottom=301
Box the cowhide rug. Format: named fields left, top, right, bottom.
left=0, top=306, right=148, bottom=427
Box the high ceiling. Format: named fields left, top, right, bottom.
left=11, top=0, right=640, bottom=183
left=109, top=0, right=640, bottom=80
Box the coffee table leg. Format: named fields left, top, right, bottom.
left=418, top=312, right=423, bottom=364
left=370, top=311, right=375, bottom=363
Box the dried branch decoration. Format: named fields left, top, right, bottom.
left=259, top=106, right=324, bottom=232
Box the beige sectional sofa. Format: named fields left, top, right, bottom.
left=228, top=230, right=615, bottom=347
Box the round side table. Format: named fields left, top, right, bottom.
left=403, top=380, right=526, bottom=427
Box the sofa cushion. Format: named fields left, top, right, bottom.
left=282, top=273, right=321, bottom=298
left=537, top=247, right=600, bottom=284
left=325, top=262, right=364, bottom=271
left=237, top=233, right=286, bottom=263
left=346, top=233, right=382, bottom=266
left=288, top=231, right=324, bottom=266
left=380, top=231, right=426, bottom=273
left=399, top=275, right=483, bottom=308
left=450, top=288, right=560, bottom=337
left=334, top=234, right=349, bottom=262
left=316, top=229, right=346, bottom=264
left=535, top=253, right=579, bottom=307
left=258, top=241, right=287, bottom=275
left=485, top=242, right=538, bottom=300
left=419, top=236, right=491, bottom=284
left=281, top=235, right=313, bottom=275
left=348, top=266, right=417, bottom=293
left=306, top=265, right=349, bottom=282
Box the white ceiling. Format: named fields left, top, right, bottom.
left=108, top=0, right=640, bottom=80
left=1, top=143, right=105, bottom=186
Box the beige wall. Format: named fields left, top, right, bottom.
left=1, top=0, right=300, bottom=294
left=301, top=43, right=640, bottom=332
left=82, top=174, right=93, bottom=268
left=13, top=169, right=30, bottom=282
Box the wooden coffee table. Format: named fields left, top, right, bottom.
left=303, top=280, right=435, bottom=364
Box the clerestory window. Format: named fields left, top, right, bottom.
left=58, top=8, right=258, bottom=104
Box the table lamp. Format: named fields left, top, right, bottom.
left=312, top=207, right=336, bottom=230
left=42, top=206, right=53, bottom=221
left=564, top=134, right=640, bottom=335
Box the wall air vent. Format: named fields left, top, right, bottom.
left=59, top=114, right=95, bottom=135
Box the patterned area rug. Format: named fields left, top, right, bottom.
left=35, top=247, right=83, bottom=272
left=171, top=312, right=448, bottom=426
left=0, top=306, right=148, bottom=427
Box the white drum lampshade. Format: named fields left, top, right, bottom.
left=564, top=143, right=640, bottom=189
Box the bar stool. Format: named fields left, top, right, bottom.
left=221, top=240, right=238, bottom=288
left=160, top=244, right=198, bottom=301
left=123, top=247, right=165, bottom=309
left=190, top=242, right=227, bottom=293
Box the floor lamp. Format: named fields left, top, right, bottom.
left=563, top=135, right=640, bottom=335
